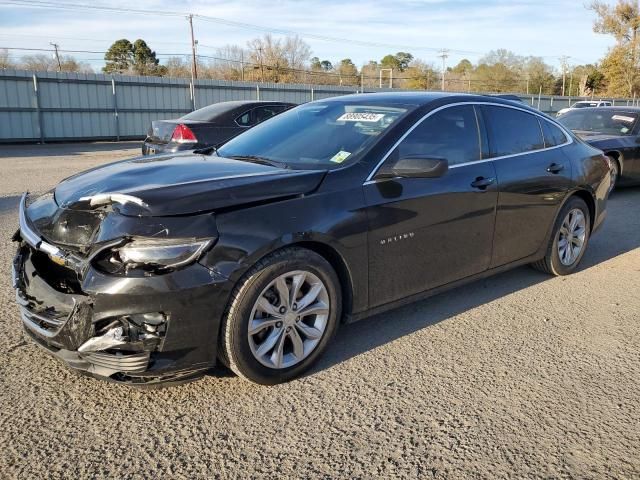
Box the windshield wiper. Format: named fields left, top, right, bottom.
left=228, top=155, right=289, bottom=169
left=193, top=145, right=217, bottom=155
left=193, top=142, right=226, bottom=155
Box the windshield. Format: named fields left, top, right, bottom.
left=217, top=101, right=410, bottom=169
left=558, top=110, right=638, bottom=135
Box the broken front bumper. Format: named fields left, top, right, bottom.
left=13, top=194, right=233, bottom=386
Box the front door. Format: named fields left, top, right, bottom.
left=364, top=104, right=498, bottom=308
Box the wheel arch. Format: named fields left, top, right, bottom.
left=290, top=241, right=354, bottom=321
left=221, top=239, right=355, bottom=324
left=570, top=188, right=596, bottom=232
left=604, top=150, right=623, bottom=174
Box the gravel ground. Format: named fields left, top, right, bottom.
left=0, top=143, right=638, bottom=479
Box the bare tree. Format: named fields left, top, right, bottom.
left=0, top=48, right=15, bottom=69
left=207, top=45, right=247, bottom=81
left=19, top=53, right=92, bottom=73
left=164, top=56, right=191, bottom=78
left=282, top=35, right=311, bottom=82
left=246, top=34, right=311, bottom=83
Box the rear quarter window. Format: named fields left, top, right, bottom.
left=540, top=119, right=568, bottom=148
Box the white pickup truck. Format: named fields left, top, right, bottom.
left=556, top=100, right=612, bottom=117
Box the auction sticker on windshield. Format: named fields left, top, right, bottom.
left=337, top=112, right=385, bottom=122
left=330, top=150, right=351, bottom=163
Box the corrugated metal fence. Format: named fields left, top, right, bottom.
left=1, top=69, right=637, bottom=143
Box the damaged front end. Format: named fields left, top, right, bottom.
left=13, top=192, right=231, bottom=386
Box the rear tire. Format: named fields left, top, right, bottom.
left=608, top=156, right=619, bottom=191
left=532, top=196, right=591, bottom=276
left=219, top=247, right=341, bottom=385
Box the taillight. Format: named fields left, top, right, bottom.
left=170, top=124, right=197, bottom=144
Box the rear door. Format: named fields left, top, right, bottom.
left=481, top=105, right=573, bottom=267
left=364, top=104, right=498, bottom=307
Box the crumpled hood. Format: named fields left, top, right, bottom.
left=54, top=152, right=326, bottom=216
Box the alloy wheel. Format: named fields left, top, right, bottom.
left=557, top=208, right=587, bottom=266
left=248, top=270, right=330, bottom=369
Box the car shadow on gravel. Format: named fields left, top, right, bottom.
left=313, top=266, right=549, bottom=374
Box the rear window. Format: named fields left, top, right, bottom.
left=483, top=106, right=545, bottom=157
left=540, top=120, right=568, bottom=147
left=181, top=103, right=236, bottom=121
left=557, top=110, right=639, bottom=135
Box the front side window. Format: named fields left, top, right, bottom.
left=483, top=106, right=545, bottom=157
left=387, top=105, right=481, bottom=166
left=557, top=109, right=639, bottom=135
left=218, top=102, right=410, bottom=169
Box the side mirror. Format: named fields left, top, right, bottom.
left=376, top=155, right=449, bottom=179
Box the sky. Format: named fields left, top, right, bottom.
left=0, top=0, right=619, bottom=72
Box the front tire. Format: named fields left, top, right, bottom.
left=532, top=196, right=591, bottom=276
left=219, top=247, right=341, bottom=385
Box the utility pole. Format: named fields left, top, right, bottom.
left=240, top=50, right=245, bottom=82
left=187, top=14, right=198, bottom=80
left=569, top=69, right=574, bottom=98
left=438, top=49, right=449, bottom=91
left=559, top=55, right=570, bottom=96
left=379, top=68, right=392, bottom=88
left=50, top=42, right=61, bottom=71
left=258, top=47, right=265, bottom=83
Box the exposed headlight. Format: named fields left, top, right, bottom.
left=95, top=237, right=214, bottom=274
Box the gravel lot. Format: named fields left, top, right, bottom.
left=0, top=143, right=638, bottom=479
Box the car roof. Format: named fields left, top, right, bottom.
left=181, top=100, right=295, bottom=121
left=314, top=91, right=535, bottom=110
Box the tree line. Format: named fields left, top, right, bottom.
left=0, top=0, right=637, bottom=98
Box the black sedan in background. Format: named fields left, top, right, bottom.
left=14, top=93, right=610, bottom=386
left=558, top=107, right=640, bottom=187
left=141, top=100, right=295, bottom=155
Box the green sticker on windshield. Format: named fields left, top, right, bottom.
left=330, top=150, right=351, bottom=164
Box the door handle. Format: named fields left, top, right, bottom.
left=547, top=163, right=565, bottom=174
left=470, top=177, right=495, bottom=189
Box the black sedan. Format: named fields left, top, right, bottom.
left=13, top=93, right=610, bottom=386
left=557, top=106, right=640, bottom=187
left=141, top=100, right=295, bottom=155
